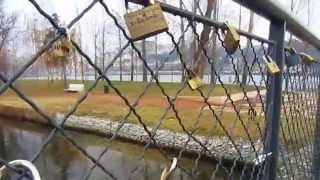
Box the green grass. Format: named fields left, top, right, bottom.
left=1, top=80, right=263, bottom=139
left=8, top=80, right=257, bottom=97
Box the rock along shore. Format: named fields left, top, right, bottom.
left=0, top=105, right=262, bottom=166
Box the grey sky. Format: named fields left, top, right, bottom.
left=3, top=0, right=320, bottom=56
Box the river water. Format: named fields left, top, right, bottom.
left=0, top=118, right=245, bottom=180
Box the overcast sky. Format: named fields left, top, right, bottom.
left=3, top=0, right=320, bottom=57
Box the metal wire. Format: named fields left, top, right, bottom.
left=0, top=0, right=318, bottom=179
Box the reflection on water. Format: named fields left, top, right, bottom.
left=0, top=118, right=242, bottom=180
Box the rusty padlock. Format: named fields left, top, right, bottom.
left=285, top=47, right=301, bottom=67
left=300, top=52, right=316, bottom=65
left=263, top=55, right=280, bottom=74
left=187, top=74, right=204, bottom=91
left=124, top=1, right=168, bottom=41
left=224, top=23, right=240, bottom=54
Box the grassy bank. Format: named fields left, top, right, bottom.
left=0, top=80, right=263, bottom=139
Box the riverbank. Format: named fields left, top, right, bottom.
left=0, top=104, right=262, bottom=166
left=0, top=80, right=262, bottom=138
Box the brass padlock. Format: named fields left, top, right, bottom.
left=224, top=23, right=240, bottom=54
left=187, top=75, right=204, bottom=90
left=124, top=2, right=168, bottom=41
left=51, top=37, right=73, bottom=58
left=263, top=55, right=280, bottom=74
left=300, top=52, right=316, bottom=64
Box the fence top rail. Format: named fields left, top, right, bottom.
left=233, top=0, right=320, bottom=49
left=159, top=2, right=275, bottom=45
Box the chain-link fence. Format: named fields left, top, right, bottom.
left=0, top=0, right=319, bottom=179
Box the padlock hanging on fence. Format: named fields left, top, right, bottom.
left=186, top=70, right=204, bottom=91
left=285, top=47, right=301, bottom=67
left=223, top=23, right=240, bottom=55
left=124, top=0, right=168, bottom=41
left=187, top=76, right=204, bottom=90
left=300, top=52, right=316, bottom=65
left=263, top=55, right=280, bottom=74
left=51, top=38, right=73, bottom=58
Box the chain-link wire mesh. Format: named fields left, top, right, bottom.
left=0, top=0, right=319, bottom=179
left=277, top=48, right=320, bottom=179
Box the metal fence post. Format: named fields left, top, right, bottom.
left=312, top=85, right=320, bottom=179
left=264, top=19, right=286, bottom=180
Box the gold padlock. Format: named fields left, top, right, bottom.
left=187, top=75, right=204, bottom=90
left=51, top=37, right=73, bottom=58
left=263, top=55, right=280, bottom=74
left=124, top=2, right=168, bottom=41
left=300, top=52, right=316, bottom=64
left=224, top=23, right=240, bottom=54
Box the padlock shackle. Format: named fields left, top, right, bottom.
left=125, top=0, right=155, bottom=9
left=284, top=47, right=296, bottom=56
left=263, top=55, right=272, bottom=63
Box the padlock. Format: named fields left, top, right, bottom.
left=224, top=23, right=240, bottom=54
left=124, top=2, right=168, bottom=41
left=51, top=37, right=73, bottom=58
left=187, top=75, right=204, bottom=90
left=285, top=47, right=301, bottom=67
left=263, top=55, right=280, bottom=74
left=300, top=52, right=316, bottom=64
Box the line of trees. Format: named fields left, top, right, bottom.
left=1, top=0, right=313, bottom=88
left=0, top=0, right=16, bottom=77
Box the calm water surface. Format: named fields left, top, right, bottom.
left=0, top=118, right=243, bottom=180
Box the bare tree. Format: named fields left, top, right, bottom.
left=0, top=0, right=16, bottom=76
left=130, top=47, right=134, bottom=81
left=180, top=0, right=186, bottom=82
left=155, top=36, right=159, bottom=79
left=210, top=0, right=219, bottom=84
left=93, top=27, right=99, bottom=80
left=0, top=1, right=16, bottom=51
left=101, top=24, right=106, bottom=72
left=192, top=0, right=216, bottom=78
left=75, top=6, right=84, bottom=83
left=241, top=10, right=254, bottom=86
left=118, top=28, right=123, bottom=81
left=142, top=39, right=147, bottom=81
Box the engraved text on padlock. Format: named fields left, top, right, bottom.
left=125, top=3, right=168, bottom=40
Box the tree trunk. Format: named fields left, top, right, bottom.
left=241, top=11, right=254, bottom=86
left=236, top=5, right=242, bottom=82
left=142, top=40, right=147, bottom=81
left=155, top=36, right=159, bottom=79
left=74, top=54, right=77, bottom=80
left=118, top=29, right=123, bottom=81
left=62, top=61, right=67, bottom=89
left=80, top=58, right=84, bottom=83
left=94, top=32, right=98, bottom=80
left=102, top=24, right=105, bottom=72
left=180, top=0, right=186, bottom=82
left=210, top=0, right=219, bottom=85
left=192, top=0, right=216, bottom=78
left=130, top=48, right=134, bottom=81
